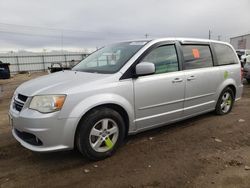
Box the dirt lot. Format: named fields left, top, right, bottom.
left=0, top=73, right=250, bottom=188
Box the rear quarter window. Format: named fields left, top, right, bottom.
left=213, top=43, right=238, bottom=65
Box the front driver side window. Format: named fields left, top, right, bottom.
left=141, top=45, right=179, bottom=74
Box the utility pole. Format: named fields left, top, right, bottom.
left=61, top=31, right=64, bottom=53
left=208, top=30, right=212, bottom=39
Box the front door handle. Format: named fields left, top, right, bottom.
left=187, top=75, right=196, bottom=81
left=172, top=78, right=183, bottom=83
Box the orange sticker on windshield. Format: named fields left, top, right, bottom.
left=192, top=48, right=200, bottom=58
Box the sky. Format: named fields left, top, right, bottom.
left=0, top=0, right=250, bottom=52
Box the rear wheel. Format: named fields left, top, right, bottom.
left=76, top=108, right=125, bottom=161
left=215, top=87, right=234, bottom=115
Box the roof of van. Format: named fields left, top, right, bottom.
left=152, top=37, right=227, bottom=44
left=121, top=37, right=229, bottom=45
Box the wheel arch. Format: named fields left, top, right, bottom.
left=216, top=79, right=237, bottom=102
left=74, top=103, right=131, bottom=148
left=215, top=84, right=236, bottom=115
left=227, top=84, right=236, bottom=99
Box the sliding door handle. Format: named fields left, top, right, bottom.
left=172, top=78, right=183, bottom=83
left=187, top=75, right=196, bottom=81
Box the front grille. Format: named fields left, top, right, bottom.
left=15, top=129, right=43, bottom=146
left=14, top=100, right=24, bottom=111
left=18, top=94, right=28, bottom=102
left=13, top=93, right=28, bottom=112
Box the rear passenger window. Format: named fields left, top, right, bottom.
left=214, top=43, right=238, bottom=65
left=182, top=45, right=213, bottom=70
left=142, top=45, right=179, bottom=74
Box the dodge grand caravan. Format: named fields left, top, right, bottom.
left=9, top=38, right=243, bottom=160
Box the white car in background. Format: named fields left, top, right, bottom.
left=236, top=49, right=250, bottom=65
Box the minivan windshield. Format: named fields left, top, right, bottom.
left=72, top=41, right=148, bottom=74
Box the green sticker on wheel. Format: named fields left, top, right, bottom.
left=227, top=99, right=231, bottom=105
left=105, top=137, right=113, bottom=149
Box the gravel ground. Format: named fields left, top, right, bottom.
left=0, top=72, right=250, bottom=188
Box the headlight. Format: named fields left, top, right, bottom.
left=29, top=95, right=66, bottom=113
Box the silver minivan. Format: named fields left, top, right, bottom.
left=9, top=38, right=243, bottom=160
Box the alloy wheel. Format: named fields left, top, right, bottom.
left=220, top=92, right=232, bottom=113
left=89, top=118, right=119, bottom=152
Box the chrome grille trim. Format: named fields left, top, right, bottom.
left=13, top=93, right=28, bottom=112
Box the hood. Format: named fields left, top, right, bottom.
left=16, top=70, right=115, bottom=96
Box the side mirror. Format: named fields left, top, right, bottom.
left=135, top=62, right=155, bottom=76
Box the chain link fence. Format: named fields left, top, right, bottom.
left=0, top=53, right=89, bottom=73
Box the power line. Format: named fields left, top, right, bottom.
left=0, top=30, right=111, bottom=40
left=0, top=22, right=143, bottom=36
left=0, top=22, right=189, bottom=38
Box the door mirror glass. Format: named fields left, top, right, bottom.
left=135, top=62, right=155, bottom=76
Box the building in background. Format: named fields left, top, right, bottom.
left=230, top=33, right=250, bottom=49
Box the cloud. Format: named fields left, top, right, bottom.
left=0, top=0, right=249, bottom=51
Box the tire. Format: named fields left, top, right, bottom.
left=76, top=107, right=125, bottom=161
left=247, top=79, right=250, bottom=84
left=215, top=87, right=234, bottom=115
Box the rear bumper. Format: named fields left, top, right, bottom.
left=236, top=84, right=243, bottom=101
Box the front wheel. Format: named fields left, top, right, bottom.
left=76, top=108, right=125, bottom=161
left=215, top=87, right=234, bottom=115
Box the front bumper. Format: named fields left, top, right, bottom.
left=9, top=105, right=79, bottom=152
